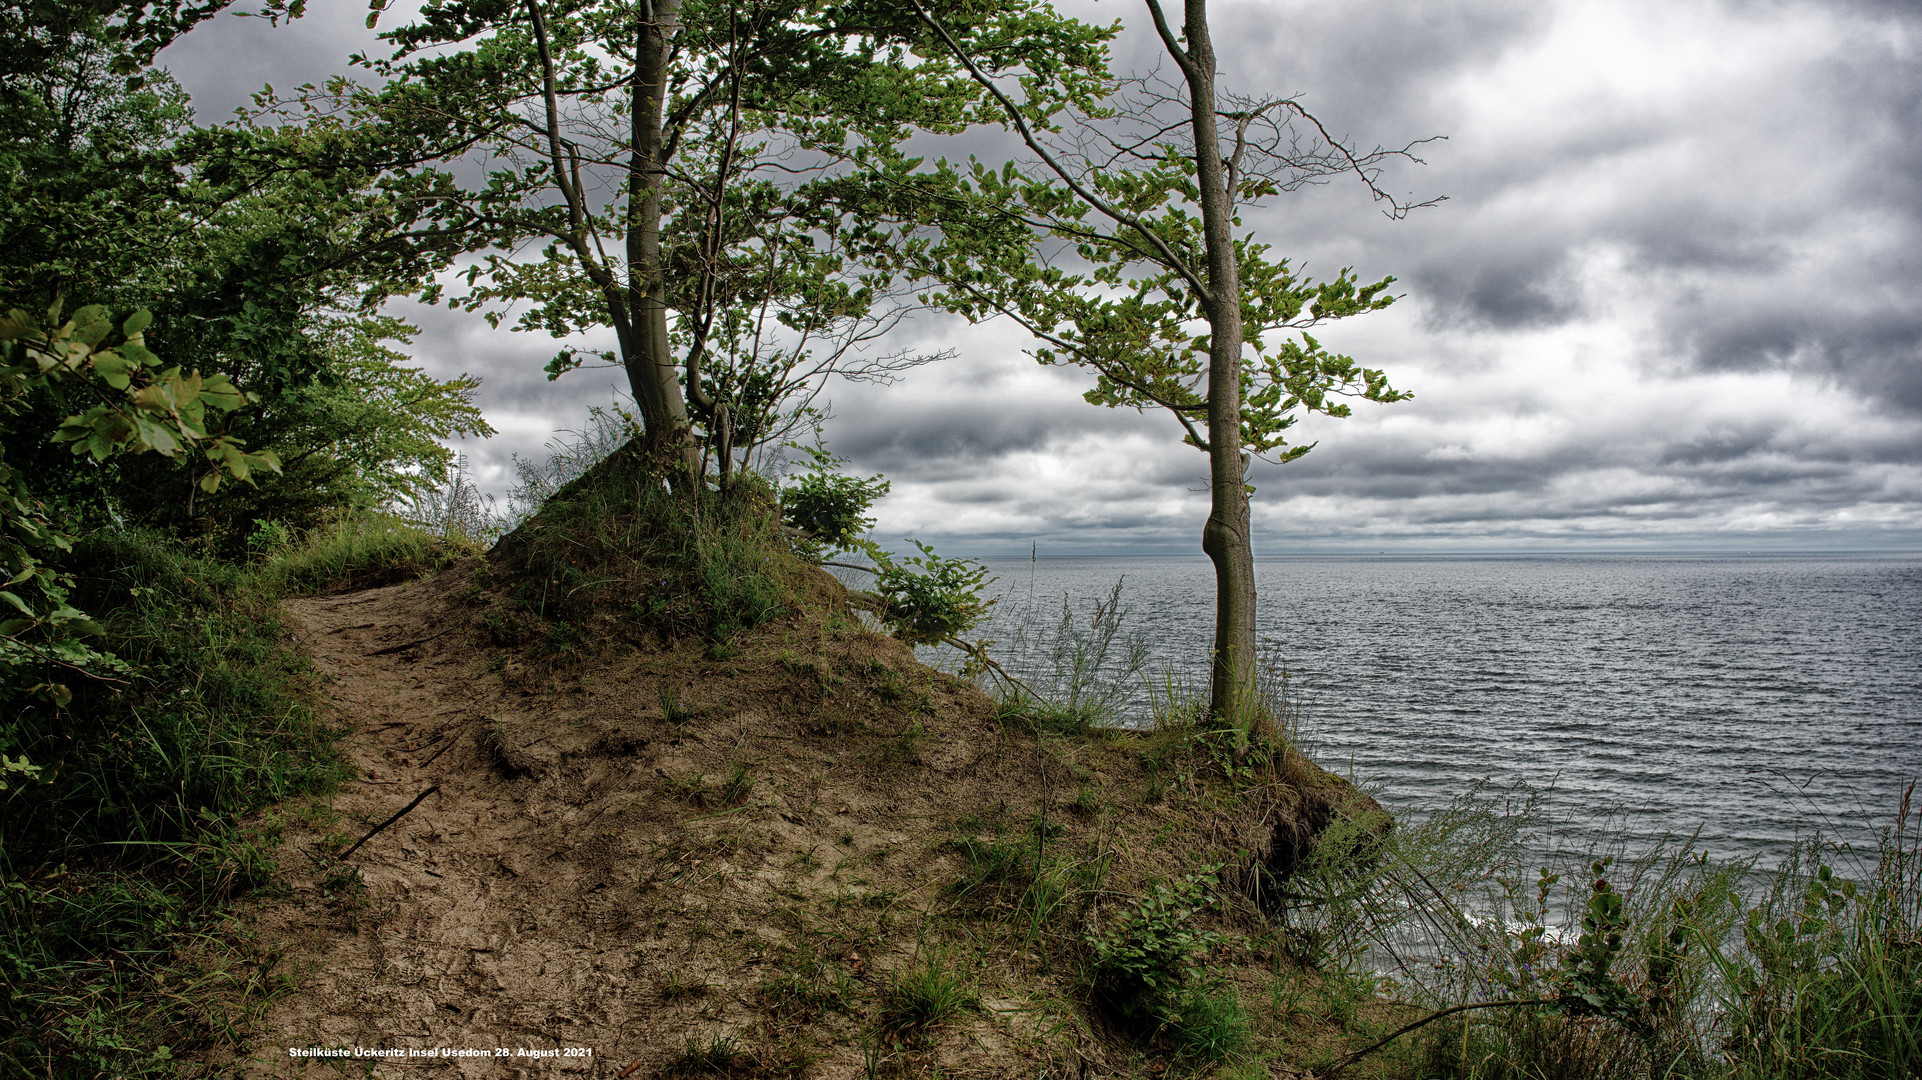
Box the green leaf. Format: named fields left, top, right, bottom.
left=121, top=308, right=153, bottom=337
left=0, top=590, right=34, bottom=617
left=71, top=305, right=114, bottom=348
left=92, top=348, right=133, bottom=390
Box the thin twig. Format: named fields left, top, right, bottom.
left=1316, top=996, right=1550, bottom=1077
left=416, top=729, right=463, bottom=769
left=337, top=786, right=441, bottom=861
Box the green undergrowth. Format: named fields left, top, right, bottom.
left=0, top=518, right=456, bottom=1077
left=1392, top=808, right=1922, bottom=1080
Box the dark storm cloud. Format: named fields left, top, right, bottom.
left=833, top=398, right=1146, bottom=468
left=1219, top=0, right=1922, bottom=421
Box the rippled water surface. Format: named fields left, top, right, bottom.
left=966, top=553, right=1922, bottom=865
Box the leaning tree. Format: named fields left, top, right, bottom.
left=910, top=0, right=1435, bottom=734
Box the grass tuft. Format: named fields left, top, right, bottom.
left=664, top=1032, right=757, bottom=1076
left=878, top=955, right=977, bottom=1041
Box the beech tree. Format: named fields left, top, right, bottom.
left=318, top=0, right=1109, bottom=487
left=911, top=0, right=1432, bottom=734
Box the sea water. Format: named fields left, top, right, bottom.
left=961, top=553, right=1922, bottom=869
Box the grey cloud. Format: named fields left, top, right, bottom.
left=1225, top=0, right=1922, bottom=419
left=830, top=397, right=1149, bottom=467
left=151, top=0, right=1922, bottom=551
left=1204, top=0, right=1548, bottom=135
left=159, top=4, right=389, bottom=121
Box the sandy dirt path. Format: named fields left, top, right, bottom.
left=235, top=578, right=663, bottom=1079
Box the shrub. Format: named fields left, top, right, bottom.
left=1085, top=868, right=1225, bottom=1029
left=779, top=443, right=887, bottom=560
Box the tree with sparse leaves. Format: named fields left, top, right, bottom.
left=910, top=0, right=1434, bottom=734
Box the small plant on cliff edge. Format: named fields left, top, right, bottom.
left=1085, top=868, right=1227, bottom=1029
left=780, top=442, right=888, bottom=562
left=1558, top=858, right=1651, bottom=1034
left=779, top=441, right=996, bottom=653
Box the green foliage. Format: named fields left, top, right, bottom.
left=781, top=443, right=889, bottom=561
left=1293, top=782, right=1922, bottom=1080
left=1084, top=868, right=1225, bottom=1029
left=929, top=194, right=1408, bottom=461
left=326, top=0, right=1115, bottom=476
left=775, top=440, right=992, bottom=650
left=861, top=540, right=995, bottom=649
left=909, top=4, right=1415, bottom=467
left=1557, top=859, right=1648, bottom=1032
left=1699, top=823, right=1922, bottom=1080
left=198, top=316, right=495, bottom=535
left=0, top=301, right=279, bottom=734
left=2, top=303, right=276, bottom=485
left=3, top=11, right=495, bottom=544
left=1, top=529, right=343, bottom=1078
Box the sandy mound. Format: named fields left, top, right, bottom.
left=222, top=560, right=1380, bottom=1078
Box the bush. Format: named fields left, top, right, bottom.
left=780, top=443, right=888, bottom=560
left=1085, top=868, right=1225, bottom=1030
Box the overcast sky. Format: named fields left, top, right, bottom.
left=160, top=0, right=1922, bottom=555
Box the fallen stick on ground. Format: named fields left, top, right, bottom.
left=337, top=785, right=440, bottom=860
left=415, top=728, right=464, bottom=769
left=367, top=626, right=455, bottom=655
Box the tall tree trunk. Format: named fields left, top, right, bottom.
left=1179, top=0, right=1259, bottom=734
left=628, top=0, right=701, bottom=480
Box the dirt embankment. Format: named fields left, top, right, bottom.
left=227, top=560, right=1382, bottom=1079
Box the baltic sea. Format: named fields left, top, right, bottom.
left=959, top=553, right=1922, bottom=868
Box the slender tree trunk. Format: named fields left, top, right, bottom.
left=1177, top=0, right=1259, bottom=734
left=628, top=0, right=701, bottom=480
